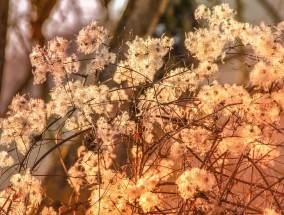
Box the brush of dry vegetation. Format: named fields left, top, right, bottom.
left=1, top=4, right=284, bottom=215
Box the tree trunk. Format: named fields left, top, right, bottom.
left=0, top=0, right=9, bottom=98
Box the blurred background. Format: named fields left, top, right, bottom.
left=1, top=0, right=284, bottom=212
left=1, top=0, right=284, bottom=116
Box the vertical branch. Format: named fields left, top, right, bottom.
left=110, top=0, right=168, bottom=48
left=0, top=0, right=9, bottom=98
left=31, top=0, right=58, bottom=45
left=258, top=0, right=282, bottom=24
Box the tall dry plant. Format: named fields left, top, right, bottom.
left=0, top=4, right=284, bottom=215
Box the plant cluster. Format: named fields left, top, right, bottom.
left=1, top=4, right=284, bottom=215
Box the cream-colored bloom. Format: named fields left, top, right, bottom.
left=41, top=206, right=58, bottom=215
left=263, top=208, right=280, bottom=215
left=139, top=192, right=159, bottom=213
left=0, top=151, right=14, bottom=168
left=176, top=168, right=215, bottom=200
left=77, top=20, right=109, bottom=54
